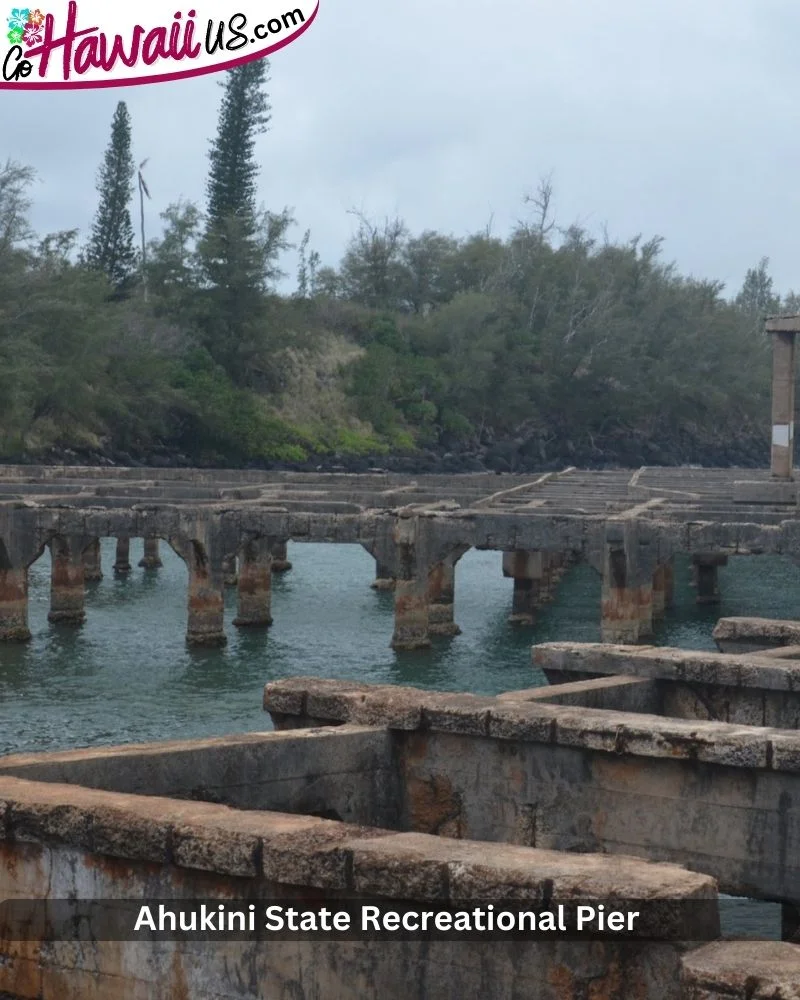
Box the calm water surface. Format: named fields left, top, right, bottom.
left=1, top=541, right=795, bottom=938
left=1, top=540, right=799, bottom=755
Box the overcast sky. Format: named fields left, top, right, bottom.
left=6, top=0, right=800, bottom=296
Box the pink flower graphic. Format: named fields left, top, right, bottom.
left=22, top=19, right=41, bottom=44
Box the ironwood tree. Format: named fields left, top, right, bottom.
left=84, top=102, right=137, bottom=292
left=198, top=59, right=292, bottom=385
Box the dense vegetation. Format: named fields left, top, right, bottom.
left=0, top=68, right=789, bottom=470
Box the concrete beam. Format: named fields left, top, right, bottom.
left=713, top=617, right=800, bottom=654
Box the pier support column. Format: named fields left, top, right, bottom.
left=234, top=538, right=273, bottom=628
left=392, top=576, right=430, bottom=650
left=766, top=315, right=799, bottom=480
left=391, top=518, right=430, bottom=651
left=186, top=563, right=226, bottom=647
left=223, top=554, right=238, bottom=587
left=503, top=550, right=545, bottom=625
left=663, top=560, right=675, bottom=609
left=48, top=536, right=86, bottom=625
left=600, top=523, right=655, bottom=644
left=361, top=538, right=397, bottom=591
left=0, top=566, right=30, bottom=641
left=652, top=563, right=670, bottom=622
left=693, top=553, right=727, bottom=605
left=427, top=550, right=465, bottom=637
left=371, top=559, right=396, bottom=591
left=113, top=536, right=131, bottom=574
left=271, top=540, right=292, bottom=573
left=82, top=538, right=103, bottom=583
left=138, top=536, right=162, bottom=570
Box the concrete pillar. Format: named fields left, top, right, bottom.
left=766, top=316, right=798, bottom=480
left=600, top=526, right=655, bottom=644
left=0, top=566, right=30, bottom=641
left=223, top=554, right=238, bottom=587
left=392, top=576, right=430, bottom=650
left=363, top=532, right=397, bottom=591
left=371, top=560, right=396, bottom=591
left=663, top=560, right=675, bottom=608
left=427, top=557, right=460, bottom=637
left=652, top=564, right=667, bottom=621
left=186, top=564, right=226, bottom=647
left=541, top=552, right=564, bottom=603
left=637, top=581, right=655, bottom=640
left=113, top=536, right=131, bottom=574
left=138, top=536, right=162, bottom=570
left=48, top=536, right=86, bottom=625
left=82, top=538, right=103, bottom=583
left=234, top=538, right=273, bottom=628
left=271, top=540, right=292, bottom=573
left=693, top=553, right=727, bottom=606
left=503, top=550, right=544, bottom=625
left=391, top=519, right=430, bottom=651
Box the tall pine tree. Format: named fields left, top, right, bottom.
left=85, top=102, right=137, bottom=291
left=198, top=60, right=292, bottom=384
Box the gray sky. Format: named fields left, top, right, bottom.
left=6, top=0, right=800, bottom=296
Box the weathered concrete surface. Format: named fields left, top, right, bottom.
left=81, top=538, right=103, bottom=582
left=767, top=316, right=798, bottom=481
left=533, top=643, right=800, bottom=692
left=264, top=677, right=800, bottom=904
left=758, top=644, right=800, bottom=660
left=534, top=642, right=800, bottom=726
left=498, top=676, right=661, bottom=714
left=503, top=550, right=545, bottom=625
left=692, top=554, right=727, bottom=606
left=3, top=464, right=800, bottom=649
left=0, top=773, right=715, bottom=1000
left=427, top=549, right=466, bottom=637
left=713, top=617, right=800, bottom=654
left=233, top=537, right=273, bottom=628
left=47, top=535, right=86, bottom=625
left=222, top=553, right=238, bottom=587
left=270, top=538, right=292, bottom=572
left=113, top=535, right=132, bottom=574
left=0, top=726, right=401, bottom=828
left=138, top=535, right=162, bottom=569
left=682, top=941, right=800, bottom=999
left=0, top=565, right=30, bottom=641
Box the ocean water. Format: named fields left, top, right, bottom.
left=2, top=539, right=798, bottom=756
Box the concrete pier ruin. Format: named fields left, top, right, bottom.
left=1, top=460, right=800, bottom=649
left=1, top=673, right=799, bottom=997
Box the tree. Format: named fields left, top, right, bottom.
left=84, top=102, right=137, bottom=291
left=339, top=212, right=408, bottom=310
left=734, top=257, right=780, bottom=331
left=146, top=200, right=203, bottom=319
left=198, top=59, right=292, bottom=382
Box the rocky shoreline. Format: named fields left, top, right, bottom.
left=2, top=431, right=769, bottom=475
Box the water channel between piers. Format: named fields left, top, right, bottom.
left=2, top=538, right=799, bottom=757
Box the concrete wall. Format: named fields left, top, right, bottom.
left=0, top=774, right=714, bottom=1000
left=535, top=643, right=800, bottom=727
left=264, top=678, right=800, bottom=905
left=0, top=727, right=400, bottom=829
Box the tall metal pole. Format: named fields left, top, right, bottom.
left=138, top=159, right=150, bottom=302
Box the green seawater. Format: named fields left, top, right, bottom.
left=1, top=539, right=798, bottom=755
left=1, top=539, right=795, bottom=938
